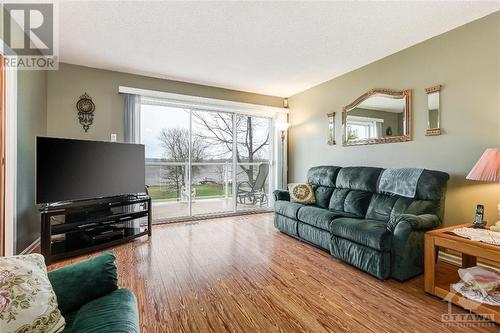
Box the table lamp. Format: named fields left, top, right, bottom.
left=466, top=148, right=500, bottom=228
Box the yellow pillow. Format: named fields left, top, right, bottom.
left=288, top=183, right=316, bottom=204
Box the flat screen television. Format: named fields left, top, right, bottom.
left=36, top=137, right=145, bottom=204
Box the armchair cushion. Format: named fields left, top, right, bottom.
left=48, top=252, right=118, bottom=315
left=68, top=289, right=138, bottom=333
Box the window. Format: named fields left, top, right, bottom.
left=139, top=98, right=276, bottom=222
left=346, top=115, right=383, bottom=140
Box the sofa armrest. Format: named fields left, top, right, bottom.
left=48, top=252, right=118, bottom=314
left=387, top=214, right=440, bottom=232
left=389, top=214, right=440, bottom=281
left=273, top=190, right=290, bottom=201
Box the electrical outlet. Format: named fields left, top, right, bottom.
left=110, top=134, right=117, bottom=142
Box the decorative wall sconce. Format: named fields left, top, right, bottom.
left=327, top=112, right=336, bottom=145
left=425, top=85, right=442, bottom=136
left=76, top=92, right=95, bottom=132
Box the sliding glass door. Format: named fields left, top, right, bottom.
left=235, top=114, right=272, bottom=212
left=141, top=104, right=190, bottom=221
left=140, top=99, right=274, bottom=223
left=191, top=110, right=234, bottom=216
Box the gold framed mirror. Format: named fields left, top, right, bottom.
left=425, top=85, right=442, bottom=136
left=342, top=88, right=412, bottom=146
left=327, top=112, right=336, bottom=145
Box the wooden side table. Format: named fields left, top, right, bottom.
left=424, top=224, right=500, bottom=324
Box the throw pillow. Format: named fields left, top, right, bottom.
left=0, top=254, right=65, bottom=333
left=288, top=183, right=316, bottom=204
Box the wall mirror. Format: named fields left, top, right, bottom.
left=327, top=112, right=336, bottom=145
left=425, top=85, right=442, bottom=136
left=342, top=88, right=412, bottom=146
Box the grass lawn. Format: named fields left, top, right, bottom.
left=148, top=184, right=232, bottom=201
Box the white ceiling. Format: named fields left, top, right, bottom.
left=58, top=1, right=500, bottom=97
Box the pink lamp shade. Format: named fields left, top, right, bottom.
left=466, top=148, right=500, bottom=182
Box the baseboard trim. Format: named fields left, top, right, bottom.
left=20, top=237, right=40, bottom=255
left=153, top=209, right=273, bottom=225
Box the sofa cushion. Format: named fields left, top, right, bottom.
left=274, top=214, right=298, bottom=236
left=274, top=201, right=304, bottom=219
left=298, top=223, right=331, bottom=250
left=365, top=194, right=399, bottom=222
left=307, top=166, right=341, bottom=187
left=312, top=186, right=333, bottom=209
left=70, top=289, right=139, bottom=333
left=344, top=190, right=373, bottom=217
left=330, top=237, right=391, bottom=279
left=330, top=218, right=392, bottom=251
left=414, top=169, right=450, bottom=201
left=389, top=197, right=414, bottom=217
left=329, top=188, right=349, bottom=211
left=336, top=167, right=383, bottom=192
left=297, top=206, right=339, bottom=231
left=329, top=189, right=372, bottom=218
left=405, top=200, right=440, bottom=216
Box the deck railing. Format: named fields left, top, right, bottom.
left=145, top=161, right=270, bottom=201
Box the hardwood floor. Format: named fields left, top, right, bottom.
left=48, top=213, right=497, bottom=332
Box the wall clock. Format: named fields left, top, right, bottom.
left=76, top=92, right=95, bottom=132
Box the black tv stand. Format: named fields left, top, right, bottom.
left=40, top=195, right=152, bottom=264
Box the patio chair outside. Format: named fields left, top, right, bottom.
left=237, top=163, right=269, bottom=207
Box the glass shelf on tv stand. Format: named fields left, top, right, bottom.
left=41, top=195, right=152, bottom=264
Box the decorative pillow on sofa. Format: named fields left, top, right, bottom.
left=288, top=183, right=316, bottom=204
left=0, top=254, right=65, bottom=333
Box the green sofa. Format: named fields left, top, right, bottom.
left=48, top=252, right=139, bottom=333
left=274, top=166, right=449, bottom=281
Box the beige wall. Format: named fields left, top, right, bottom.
left=16, top=67, right=48, bottom=253
left=47, top=63, right=283, bottom=142
left=288, top=12, right=500, bottom=227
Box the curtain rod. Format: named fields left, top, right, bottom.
left=118, top=86, right=288, bottom=115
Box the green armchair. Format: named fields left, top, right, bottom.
left=48, top=252, right=139, bottom=333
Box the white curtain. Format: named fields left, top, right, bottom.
left=123, top=94, right=141, bottom=143
left=123, top=94, right=143, bottom=214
